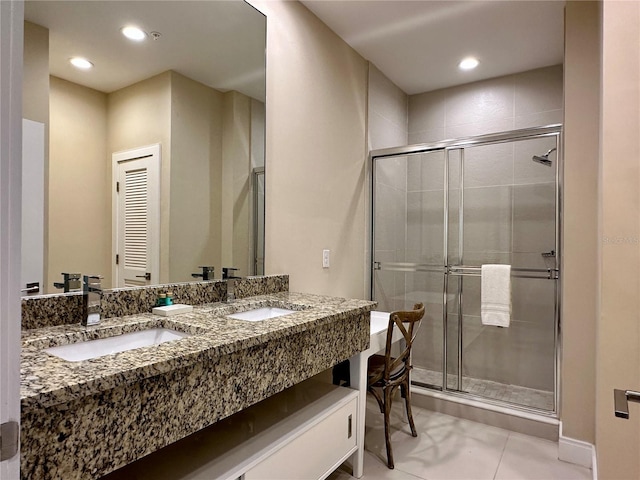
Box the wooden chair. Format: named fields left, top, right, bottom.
left=367, top=303, right=425, bottom=469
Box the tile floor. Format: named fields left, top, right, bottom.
left=329, top=397, right=592, bottom=480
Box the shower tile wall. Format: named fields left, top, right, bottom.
left=368, top=64, right=408, bottom=151
left=408, top=65, right=563, bottom=144
left=406, top=65, right=563, bottom=394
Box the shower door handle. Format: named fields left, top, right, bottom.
left=614, top=389, right=640, bottom=419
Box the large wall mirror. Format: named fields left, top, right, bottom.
left=22, top=1, right=266, bottom=294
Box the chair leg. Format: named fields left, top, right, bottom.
left=383, top=386, right=395, bottom=469
left=369, top=386, right=385, bottom=414
left=402, top=379, right=417, bottom=437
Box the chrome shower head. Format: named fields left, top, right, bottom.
left=532, top=148, right=556, bottom=167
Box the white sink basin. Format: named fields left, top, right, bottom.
left=227, top=307, right=296, bottom=322
left=44, top=328, right=191, bottom=362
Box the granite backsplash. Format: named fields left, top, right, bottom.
left=21, top=274, right=289, bottom=330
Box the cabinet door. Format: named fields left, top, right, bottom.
left=244, top=397, right=357, bottom=480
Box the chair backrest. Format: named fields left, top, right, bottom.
left=383, top=303, right=425, bottom=382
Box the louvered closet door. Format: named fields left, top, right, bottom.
left=113, top=145, right=160, bottom=287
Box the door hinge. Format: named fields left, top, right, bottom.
left=1, top=421, right=19, bottom=461
left=116, top=254, right=119, bottom=265
left=116, top=181, right=120, bottom=193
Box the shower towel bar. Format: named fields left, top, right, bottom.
left=448, top=266, right=559, bottom=280
left=373, top=263, right=559, bottom=279
left=373, top=262, right=444, bottom=273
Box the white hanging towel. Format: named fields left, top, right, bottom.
left=481, top=264, right=512, bottom=327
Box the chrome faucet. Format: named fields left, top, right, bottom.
left=223, top=267, right=241, bottom=303
left=192, top=266, right=215, bottom=281
left=82, top=275, right=102, bottom=326
left=226, top=278, right=238, bottom=303
left=53, top=273, right=82, bottom=293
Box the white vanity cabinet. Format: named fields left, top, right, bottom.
left=242, top=391, right=357, bottom=480
left=106, top=380, right=359, bottom=480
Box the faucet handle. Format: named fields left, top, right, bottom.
left=192, top=266, right=215, bottom=281
left=222, top=267, right=240, bottom=279
left=54, top=273, right=82, bottom=292
left=83, top=275, right=103, bottom=292
left=63, top=273, right=82, bottom=292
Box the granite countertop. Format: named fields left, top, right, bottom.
left=21, top=292, right=376, bottom=409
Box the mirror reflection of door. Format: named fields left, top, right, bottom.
left=112, top=144, right=160, bottom=287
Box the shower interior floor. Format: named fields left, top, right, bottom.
left=412, top=367, right=554, bottom=412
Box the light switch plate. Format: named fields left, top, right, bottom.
left=322, top=249, right=330, bottom=268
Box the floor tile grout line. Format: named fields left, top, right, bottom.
left=492, top=431, right=512, bottom=480
left=361, top=398, right=592, bottom=480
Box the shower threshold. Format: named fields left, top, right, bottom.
left=411, top=367, right=554, bottom=412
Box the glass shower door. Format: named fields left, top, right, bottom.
left=448, top=135, right=559, bottom=411
left=372, top=149, right=447, bottom=389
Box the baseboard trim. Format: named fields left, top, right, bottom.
left=558, top=422, right=595, bottom=470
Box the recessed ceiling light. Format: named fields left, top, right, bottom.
left=69, top=57, right=93, bottom=70
left=459, top=57, right=479, bottom=71
left=121, top=26, right=147, bottom=41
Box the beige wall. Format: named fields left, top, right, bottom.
left=251, top=98, right=265, bottom=170
left=596, top=1, right=640, bottom=477
left=48, top=76, right=110, bottom=289
left=251, top=0, right=369, bottom=299
left=107, top=72, right=172, bottom=282
left=562, top=1, right=599, bottom=446
left=169, top=71, right=224, bottom=282
left=221, top=91, right=252, bottom=276
left=23, top=22, right=48, bottom=125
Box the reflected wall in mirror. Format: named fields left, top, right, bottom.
left=22, top=1, right=266, bottom=294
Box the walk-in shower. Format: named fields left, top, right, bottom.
left=370, top=125, right=561, bottom=416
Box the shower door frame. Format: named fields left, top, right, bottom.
left=370, top=124, right=562, bottom=417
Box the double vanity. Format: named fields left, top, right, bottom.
left=20, top=275, right=375, bottom=479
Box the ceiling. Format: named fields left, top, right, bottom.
left=24, top=1, right=266, bottom=101
left=24, top=1, right=564, bottom=101
left=301, top=0, right=565, bottom=95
